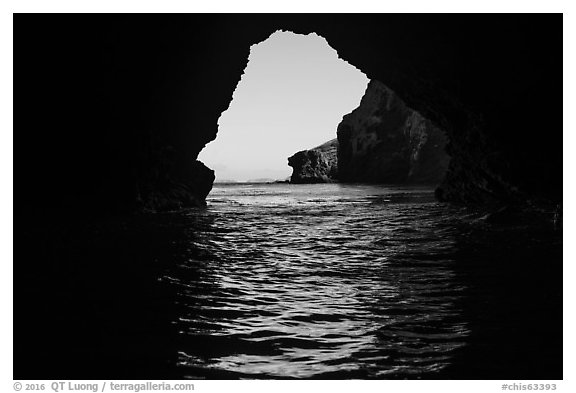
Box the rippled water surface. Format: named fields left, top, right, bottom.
left=164, top=184, right=474, bottom=378
left=17, top=183, right=562, bottom=380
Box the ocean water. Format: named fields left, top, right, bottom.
left=16, top=183, right=562, bottom=379
left=163, top=184, right=483, bottom=378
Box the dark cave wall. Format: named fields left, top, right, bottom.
left=16, top=14, right=562, bottom=213
left=296, top=15, right=562, bottom=206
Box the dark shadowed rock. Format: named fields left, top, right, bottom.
left=138, top=159, right=214, bottom=212
left=337, top=80, right=450, bottom=185
left=288, top=139, right=338, bottom=183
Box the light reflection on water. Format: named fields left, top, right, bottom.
left=164, top=184, right=470, bottom=378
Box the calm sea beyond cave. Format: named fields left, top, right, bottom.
left=15, top=14, right=562, bottom=382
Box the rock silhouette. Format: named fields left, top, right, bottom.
left=288, top=139, right=338, bottom=183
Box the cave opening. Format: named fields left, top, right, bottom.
left=198, top=30, right=369, bottom=183
left=199, top=30, right=451, bottom=188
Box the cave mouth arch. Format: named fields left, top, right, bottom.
left=198, top=30, right=369, bottom=183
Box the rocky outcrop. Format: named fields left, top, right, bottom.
left=288, top=139, right=338, bottom=183
left=289, top=80, right=450, bottom=186
left=337, top=80, right=450, bottom=185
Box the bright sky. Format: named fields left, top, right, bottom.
left=198, top=31, right=369, bottom=182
